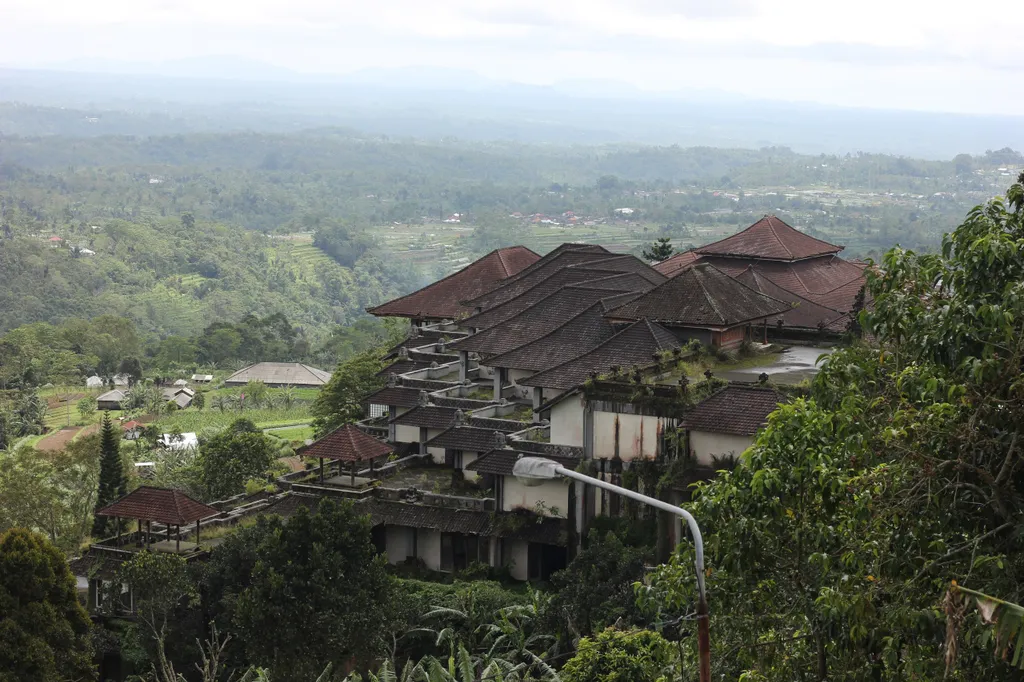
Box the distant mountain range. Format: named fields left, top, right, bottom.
left=1, top=61, right=1021, bottom=158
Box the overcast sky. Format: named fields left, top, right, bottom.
left=2, top=0, right=1020, bottom=115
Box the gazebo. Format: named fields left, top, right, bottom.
left=302, top=424, right=393, bottom=485
left=96, top=486, right=220, bottom=553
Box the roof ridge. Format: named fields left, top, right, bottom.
left=744, top=265, right=845, bottom=314
left=693, top=266, right=726, bottom=324
left=765, top=215, right=795, bottom=260
left=704, top=262, right=792, bottom=310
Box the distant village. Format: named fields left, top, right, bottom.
left=74, top=215, right=870, bottom=600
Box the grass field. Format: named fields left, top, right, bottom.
left=267, top=424, right=315, bottom=443
left=153, top=406, right=312, bottom=433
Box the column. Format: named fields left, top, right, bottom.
left=459, top=350, right=469, bottom=383
left=532, top=387, right=543, bottom=423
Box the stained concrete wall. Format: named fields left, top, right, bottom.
left=592, top=410, right=667, bottom=461
left=689, top=430, right=753, bottom=466
left=503, top=538, right=530, bottom=581
left=502, top=476, right=569, bottom=518
left=550, top=394, right=585, bottom=447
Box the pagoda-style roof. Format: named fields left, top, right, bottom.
left=483, top=301, right=617, bottom=373
left=695, top=215, right=843, bottom=262
left=96, top=487, right=219, bottom=526
left=681, top=385, right=786, bottom=436
left=450, top=286, right=639, bottom=357
left=461, top=246, right=614, bottom=311
left=367, top=246, right=540, bottom=320
left=606, top=263, right=791, bottom=329
left=521, top=319, right=680, bottom=391
left=733, top=267, right=845, bottom=330
left=303, top=424, right=393, bottom=463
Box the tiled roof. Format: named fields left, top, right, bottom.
left=573, top=255, right=668, bottom=286
left=450, top=286, right=636, bottom=356
left=462, top=247, right=615, bottom=310
left=367, top=246, right=540, bottom=319
left=733, top=267, right=845, bottom=330
left=224, top=362, right=332, bottom=386
left=98, top=389, right=126, bottom=402
left=681, top=385, right=786, bottom=436
left=466, top=449, right=580, bottom=476
left=389, top=405, right=459, bottom=429
left=260, top=492, right=321, bottom=519
left=695, top=215, right=843, bottom=261
left=303, top=424, right=393, bottom=462
left=700, top=256, right=867, bottom=313
left=654, top=249, right=699, bottom=276
left=483, top=302, right=617, bottom=372
left=425, top=426, right=503, bottom=452
left=521, top=320, right=680, bottom=390
left=356, top=500, right=567, bottom=546
left=485, top=243, right=610, bottom=287
left=606, top=263, right=791, bottom=328
left=375, top=359, right=433, bottom=377
left=365, top=386, right=424, bottom=408
left=96, top=487, right=219, bottom=526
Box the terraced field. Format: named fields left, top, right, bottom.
left=268, top=239, right=339, bottom=280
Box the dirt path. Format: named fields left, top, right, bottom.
left=35, top=423, right=100, bottom=451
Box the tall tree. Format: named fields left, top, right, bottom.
left=0, top=528, right=95, bottom=682
left=198, top=419, right=276, bottom=500
left=310, top=349, right=386, bottom=436
left=641, top=237, right=674, bottom=262
left=92, top=412, right=124, bottom=537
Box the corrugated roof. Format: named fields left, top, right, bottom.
left=224, top=362, right=332, bottom=387
left=367, top=246, right=539, bottom=319
left=96, top=487, right=219, bottom=526
left=681, top=385, right=786, bottom=436
left=521, top=319, right=680, bottom=390
left=606, top=263, right=791, bottom=328
left=695, top=215, right=843, bottom=261
left=451, top=286, right=636, bottom=357
left=303, top=424, right=393, bottom=462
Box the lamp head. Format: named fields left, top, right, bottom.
left=512, top=456, right=562, bottom=487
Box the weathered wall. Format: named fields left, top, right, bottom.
left=508, top=368, right=535, bottom=384
left=416, top=528, right=442, bottom=571
left=502, top=538, right=530, bottom=581
left=502, top=475, right=569, bottom=518
left=394, top=424, right=420, bottom=445
left=550, top=394, right=584, bottom=447
left=462, top=451, right=479, bottom=481
left=689, top=430, right=753, bottom=465
left=592, top=410, right=667, bottom=461
left=385, top=525, right=416, bottom=563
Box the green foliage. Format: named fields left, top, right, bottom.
left=76, top=396, right=97, bottom=423
left=947, top=585, right=1024, bottom=673
left=198, top=419, right=277, bottom=500
left=560, top=628, right=673, bottom=682
left=310, top=349, right=388, bottom=436
left=92, top=412, right=125, bottom=537
left=3, top=388, right=48, bottom=437
left=0, top=528, right=95, bottom=682
left=201, top=500, right=395, bottom=681
left=641, top=237, right=674, bottom=263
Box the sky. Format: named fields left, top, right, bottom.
left=2, top=0, right=1021, bottom=115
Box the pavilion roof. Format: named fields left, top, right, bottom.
left=96, top=487, right=219, bottom=526
left=695, top=215, right=843, bottom=261
left=367, top=246, right=539, bottom=320
left=303, top=424, right=393, bottom=462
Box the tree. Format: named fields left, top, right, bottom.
left=118, top=356, right=144, bottom=385
left=76, top=396, right=96, bottom=423
left=0, top=528, right=95, bottom=682
left=202, top=500, right=396, bottom=682
left=181, top=212, right=196, bottom=230
left=191, top=391, right=205, bottom=410
left=641, top=237, right=674, bottom=262
left=92, top=412, right=125, bottom=537
left=560, top=628, right=673, bottom=682
left=199, top=420, right=276, bottom=499
left=310, top=349, right=386, bottom=436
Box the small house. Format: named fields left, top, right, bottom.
left=86, top=376, right=104, bottom=389
left=191, top=374, right=213, bottom=383
left=97, top=389, right=126, bottom=410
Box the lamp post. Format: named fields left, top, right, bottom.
left=512, top=456, right=711, bottom=682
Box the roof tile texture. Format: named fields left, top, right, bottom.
left=681, top=385, right=786, bottom=436
left=303, top=424, right=393, bottom=462
left=96, top=486, right=219, bottom=525
left=695, top=215, right=843, bottom=261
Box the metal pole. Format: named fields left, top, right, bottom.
left=551, top=464, right=711, bottom=682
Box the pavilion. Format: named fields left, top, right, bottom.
left=96, top=486, right=220, bottom=553
left=302, top=423, right=394, bottom=485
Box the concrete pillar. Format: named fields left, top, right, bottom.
left=532, top=388, right=543, bottom=423
left=459, top=351, right=469, bottom=383
left=493, top=367, right=504, bottom=401
left=388, top=406, right=396, bottom=442
left=419, top=427, right=427, bottom=455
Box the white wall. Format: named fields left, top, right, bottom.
left=417, top=529, right=442, bottom=571
left=550, top=395, right=584, bottom=447
left=689, top=431, right=753, bottom=466
left=503, top=538, right=530, bottom=581
left=462, top=452, right=479, bottom=481
left=508, top=368, right=535, bottom=384
left=394, top=424, right=420, bottom=445
left=502, top=476, right=569, bottom=518
left=385, top=526, right=416, bottom=563
left=593, top=411, right=667, bottom=461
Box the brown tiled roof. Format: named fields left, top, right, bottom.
left=521, top=320, right=680, bottom=390
left=425, top=427, right=503, bottom=452
left=462, top=247, right=615, bottom=310
left=356, top=499, right=567, bottom=546
left=367, top=246, right=539, bottom=320
left=466, top=449, right=580, bottom=476
left=695, top=216, right=843, bottom=261
left=483, top=302, right=617, bottom=372
left=700, top=256, right=867, bottom=313
left=485, top=243, right=610, bottom=287
left=733, top=267, right=845, bottom=330
left=654, top=249, right=699, bottom=276
left=606, top=263, right=791, bottom=328
left=303, top=424, right=393, bottom=462
left=96, top=487, right=219, bottom=526
left=451, top=286, right=636, bottom=356
left=577, top=255, right=668, bottom=285
left=375, top=359, right=433, bottom=377
left=681, top=385, right=786, bottom=436
left=389, top=405, right=459, bottom=429
left=365, top=386, right=423, bottom=409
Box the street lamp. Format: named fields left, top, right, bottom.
left=512, top=456, right=711, bottom=682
